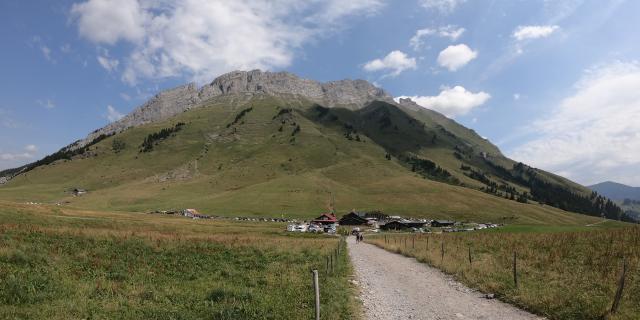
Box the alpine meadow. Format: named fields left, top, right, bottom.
left=1, top=1, right=639, bottom=319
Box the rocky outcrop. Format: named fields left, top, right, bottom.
left=70, top=70, right=392, bottom=150
left=68, top=83, right=199, bottom=150
left=198, top=70, right=391, bottom=107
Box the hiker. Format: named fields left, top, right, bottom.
left=359, top=233, right=364, bottom=243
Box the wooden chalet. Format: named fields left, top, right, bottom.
left=380, top=220, right=427, bottom=231
left=339, top=212, right=368, bottom=225
left=431, top=220, right=455, bottom=227
left=312, top=213, right=337, bottom=225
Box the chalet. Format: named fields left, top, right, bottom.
left=404, top=220, right=428, bottom=228
left=363, top=210, right=388, bottom=221
left=312, top=213, right=337, bottom=225
left=380, top=220, right=410, bottom=231
left=431, top=220, right=455, bottom=227
left=339, top=212, right=368, bottom=225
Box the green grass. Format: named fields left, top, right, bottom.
left=367, top=227, right=640, bottom=320
left=0, top=95, right=606, bottom=225
left=0, top=201, right=358, bottom=319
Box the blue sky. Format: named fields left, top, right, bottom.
left=1, top=0, right=639, bottom=186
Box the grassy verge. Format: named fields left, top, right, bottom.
left=366, top=228, right=640, bottom=320
left=0, top=201, right=357, bottom=319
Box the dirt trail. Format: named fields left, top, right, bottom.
left=347, top=237, right=544, bottom=320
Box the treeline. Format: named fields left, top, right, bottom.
left=13, top=133, right=114, bottom=176
left=226, top=107, right=253, bottom=127
left=139, top=123, right=185, bottom=153
left=406, top=156, right=458, bottom=183
left=461, top=165, right=529, bottom=203
left=511, top=162, right=634, bottom=222
left=343, top=123, right=362, bottom=142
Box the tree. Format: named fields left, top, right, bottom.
left=112, top=138, right=126, bottom=153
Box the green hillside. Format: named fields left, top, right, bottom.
left=0, top=93, right=624, bottom=224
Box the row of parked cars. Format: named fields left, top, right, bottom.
left=286, top=223, right=337, bottom=234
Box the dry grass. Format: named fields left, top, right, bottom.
left=0, top=201, right=357, bottom=319
left=367, top=228, right=640, bottom=320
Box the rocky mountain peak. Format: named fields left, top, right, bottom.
left=70, top=70, right=392, bottom=150
left=199, top=69, right=392, bottom=107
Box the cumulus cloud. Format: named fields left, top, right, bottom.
left=70, top=0, right=146, bottom=44
left=509, top=61, right=640, bottom=185
left=363, top=50, right=417, bottom=76
left=512, top=25, right=559, bottom=41
left=97, top=55, right=120, bottom=72
left=106, top=105, right=124, bottom=122
left=396, top=86, right=490, bottom=117
left=409, top=25, right=465, bottom=50
left=437, top=44, right=477, bottom=71
left=71, top=0, right=384, bottom=85
left=419, top=0, right=465, bottom=13
left=0, top=145, right=38, bottom=161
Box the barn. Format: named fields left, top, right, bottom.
left=339, top=212, right=368, bottom=225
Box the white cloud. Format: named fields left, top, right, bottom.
left=363, top=50, right=417, bottom=76
left=71, top=0, right=384, bottom=85
left=397, top=86, right=490, bottom=117
left=97, top=55, right=120, bottom=72
left=437, top=44, right=477, bottom=71
left=70, top=0, right=146, bottom=45
left=512, top=25, right=559, bottom=41
left=513, top=93, right=520, bottom=100
left=36, top=99, right=55, bottom=109
left=419, top=0, right=464, bottom=13
left=106, top=105, right=125, bottom=122
left=409, top=25, right=465, bottom=50
left=509, top=61, right=640, bottom=185
left=0, top=145, right=38, bottom=161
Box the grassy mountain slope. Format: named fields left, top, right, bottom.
left=0, top=94, right=611, bottom=224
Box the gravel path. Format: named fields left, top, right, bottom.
left=347, top=237, right=544, bottom=320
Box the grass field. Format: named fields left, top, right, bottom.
left=0, top=201, right=358, bottom=319
left=366, top=226, right=640, bottom=320
left=0, top=95, right=606, bottom=224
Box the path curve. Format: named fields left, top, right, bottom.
left=347, top=236, right=544, bottom=320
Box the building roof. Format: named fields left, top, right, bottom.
left=313, top=213, right=337, bottom=223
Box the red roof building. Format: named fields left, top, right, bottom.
left=312, top=213, right=337, bottom=225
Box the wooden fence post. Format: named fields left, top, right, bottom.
left=513, top=251, right=518, bottom=288
left=412, top=236, right=415, bottom=249
left=441, top=241, right=445, bottom=264
left=312, top=269, right=320, bottom=320
left=468, top=246, right=472, bottom=265
left=609, top=257, right=628, bottom=316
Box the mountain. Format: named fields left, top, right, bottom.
left=588, top=181, right=640, bottom=201
left=589, top=181, right=640, bottom=221
left=0, top=70, right=633, bottom=223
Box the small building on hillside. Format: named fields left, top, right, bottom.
left=72, top=188, right=87, bottom=196
left=364, top=210, right=389, bottom=221
left=431, top=220, right=455, bottom=227
left=404, top=220, right=428, bottom=228
left=312, top=213, right=338, bottom=225
left=339, top=212, right=368, bottom=225
left=380, top=220, right=411, bottom=231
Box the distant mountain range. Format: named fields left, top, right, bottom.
left=588, top=181, right=640, bottom=201
left=589, top=181, right=640, bottom=220
left=0, top=70, right=634, bottom=223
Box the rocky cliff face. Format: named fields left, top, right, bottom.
left=70, top=70, right=391, bottom=150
